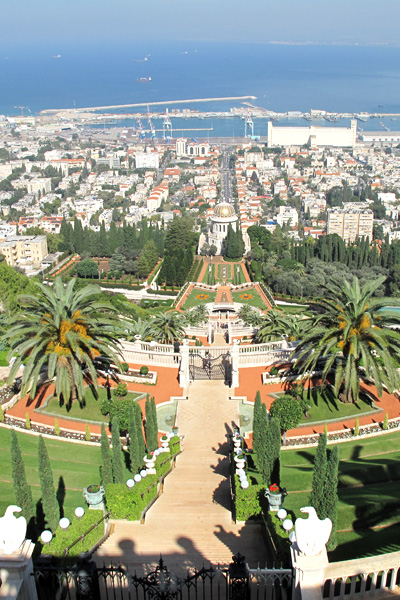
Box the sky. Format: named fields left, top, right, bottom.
left=2, top=0, right=400, bottom=47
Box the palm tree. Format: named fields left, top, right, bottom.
left=126, top=317, right=152, bottom=341
left=256, top=309, right=290, bottom=342
left=7, top=277, right=124, bottom=403
left=150, top=312, right=185, bottom=344
left=293, top=276, right=400, bottom=403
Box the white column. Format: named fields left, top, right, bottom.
left=0, top=540, right=38, bottom=600
left=291, top=543, right=329, bottom=600
left=179, top=339, right=190, bottom=388
left=231, top=339, right=240, bottom=389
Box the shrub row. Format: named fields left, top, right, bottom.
left=234, top=474, right=263, bottom=521
left=45, top=511, right=104, bottom=559
left=106, top=437, right=180, bottom=520
left=147, top=289, right=178, bottom=296
left=262, top=510, right=292, bottom=566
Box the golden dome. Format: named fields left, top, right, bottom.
left=213, top=202, right=236, bottom=219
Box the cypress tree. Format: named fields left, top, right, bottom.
left=10, top=429, right=34, bottom=529
left=150, top=397, right=159, bottom=451
left=258, top=404, right=270, bottom=483
left=268, top=417, right=281, bottom=486
left=111, top=417, right=125, bottom=484
left=325, top=445, right=339, bottom=550
left=100, top=424, right=113, bottom=486
left=135, top=402, right=146, bottom=461
left=145, top=396, right=158, bottom=452
left=128, top=406, right=140, bottom=474
left=310, top=433, right=327, bottom=518
left=252, top=391, right=263, bottom=455
left=38, top=436, right=59, bottom=532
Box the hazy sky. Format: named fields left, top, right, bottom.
left=2, top=0, right=400, bottom=46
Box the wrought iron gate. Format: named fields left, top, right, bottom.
left=33, top=554, right=292, bottom=600
left=189, top=351, right=231, bottom=382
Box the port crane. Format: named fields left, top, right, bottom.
left=163, top=109, right=173, bottom=140
left=136, top=117, right=145, bottom=140
left=14, top=106, right=30, bottom=116
left=244, top=112, right=254, bottom=138
left=148, top=117, right=156, bottom=139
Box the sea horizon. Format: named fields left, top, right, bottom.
left=1, top=41, right=400, bottom=121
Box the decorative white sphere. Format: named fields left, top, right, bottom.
left=154, top=449, right=160, bottom=456
left=140, top=469, right=147, bottom=478
left=277, top=509, right=287, bottom=520
left=126, top=479, right=135, bottom=489
left=134, top=474, right=142, bottom=482
left=289, top=531, right=296, bottom=543
left=59, top=518, right=70, bottom=530
left=239, top=472, right=247, bottom=481
left=41, top=530, right=53, bottom=544
left=240, top=480, right=249, bottom=489
left=237, top=468, right=245, bottom=477
left=74, top=507, right=85, bottom=519
left=283, top=519, right=294, bottom=531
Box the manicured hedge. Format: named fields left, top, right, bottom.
left=106, top=437, right=180, bottom=520
left=147, top=289, right=178, bottom=296
left=45, top=511, right=104, bottom=558
left=263, top=510, right=293, bottom=566
left=234, top=474, right=263, bottom=521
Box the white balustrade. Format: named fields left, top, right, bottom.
left=321, top=551, right=400, bottom=598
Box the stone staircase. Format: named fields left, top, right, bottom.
left=96, top=380, right=267, bottom=574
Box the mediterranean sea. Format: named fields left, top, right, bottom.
left=1, top=41, right=400, bottom=136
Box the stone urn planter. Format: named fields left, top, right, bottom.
left=172, top=426, right=179, bottom=437
left=83, top=485, right=105, bottom=510
left=233, top=435, right=242, bottom=450
left=160, top=436, right=170, bottom=452
left=234, top=453, right=246, bottom=473
left=264, top=484, right=286, bottom=511
left=143, top=454, right=156, bottom=474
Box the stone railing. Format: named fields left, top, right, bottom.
left=238, top=349, right=293, bottom=367
left=120, top=339, right=294, bottom=368
left=322, top=551, right=400, bottom=598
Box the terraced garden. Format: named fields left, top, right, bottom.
left=247, top=431, right=400, bottom=560
left=181, top=287, right=217, bottom=310
left=231, top=287, right=267, bottom=310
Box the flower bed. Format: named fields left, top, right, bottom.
left=0, top=385, right=16, bottom=406
left=120, top=370, right=157, bottom=385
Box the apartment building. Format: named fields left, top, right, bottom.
left=0, top=235, right=48, bottom=268
left=327, top=206, right=374, bottom=241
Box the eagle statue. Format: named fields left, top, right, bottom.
left=294, top=507, right=332, bottom=557
left=0, top=505, right=27, bottom=554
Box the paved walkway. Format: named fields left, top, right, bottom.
left=96, top=380, right=268, bottom=574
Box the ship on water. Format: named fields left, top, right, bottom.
left=136, top=77, right=152, bottom=83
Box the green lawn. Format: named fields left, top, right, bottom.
left=249, top=432, right=400, bottom=560
left=200, top=263, right=215, bottom=284
left=231, top=287, right=268, bottom=310
left=0, top=427, right=131, bottom=521
left=182, top=287, right=217, bottom=310
left=277, top=304, right=311, bottom=316
left=39, top=387, right=142, bottom=423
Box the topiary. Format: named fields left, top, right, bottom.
left=121, top=362, right=129, bottom=373
left=382, top=412, right=389, bottom=430
left=54, top=418, right=60, bottom=436
left=25, top=412, right=31, bottom=430
left=140, top=366, right=149, bottom=375
left=85, top=423, right=91, bottom=442
left=113, top=383, right=128, bottom=397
